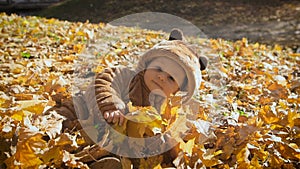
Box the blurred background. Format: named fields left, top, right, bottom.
left=0, top=0, right=299, bottom=50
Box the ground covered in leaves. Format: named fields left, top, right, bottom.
left=0, top=13, right=300, bottom=168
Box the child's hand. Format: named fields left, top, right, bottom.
left=103, top=110, right=125, bottom=126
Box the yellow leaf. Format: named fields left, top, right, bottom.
left=276, top=142, right=300, bottom=161
left=259, top=105, right=279, bottom=124
left=0, top=97, right=12, bottom=108
left=13, top=94, right=33, bottom=101
left=61, top=55, right=77, bottom=62
left=289, top=53, right=300, bottom=57
left=220, top=66, right=228, bottom=74
left=76, top=31, right=86, bottom=36
left=273, top=44, right=282, bottom=51
left=114, top=48, right=122, bottom=54
left=11, top=110, right=24, bottom=121
left=160, top=97, right=181, bottom=126
left=253, top=42, right=260, bottom=49
left=6, top=134, right=46, bottom=168
left=127, top=121, right=146, bottom=138
left=56, top=133, right=73, bottom=146
left=214, top=150, right=223, bottom=156
left=242, top=37, right=248, bottom=46
left=41, top=146, right=63, bottom=164
left=269, top=154, right=284, bottom=167
left=236, top=147, right=251, bottom=168
left=258, top=96, right=273, bottom=105
left=288, top=111, right=300, bottom=128
left=250, top=154, right=263, bottom=169
left=93, top=65, right=104, bottom=73
left=108, top=120, right=128, bottom=144
left=0, top=97, right=6, bottom=107
left=255, top=145, right=269, bottom=162
left=179, top=138, right=195, bottom=156
left=23, top=102, right=46, bottom=115
left=153, top=164, right=163, bottom=169
left=76, top=136, right=86, bottom=145
left=126, top=104, right=162, bottom=137
left=11, top=66, right=23, bottom=74
left=121, top=157, right=132, bottom=169
left=200, top=147, right=221, bottom=167
left=73, top=44, right=84, bottom=53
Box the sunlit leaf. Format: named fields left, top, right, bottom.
left=236, top=147, right=250, bottom=167
left=126, top=103, right=162, bottom=138
left=259, top=105, right=280, bottom=124
left=22, top=102, right=46, bottom=115
left=41, top=146, right=63, bottom=165
left=5, top=133, right=46, bottom=168
left=10, top=110, right=24, bottom=121
left=179, top=138, right=195, bottom=156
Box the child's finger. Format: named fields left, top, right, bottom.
left=107, top=111, right=115, bottom=123
left=118, top=114, right=124, bottom=126
left=103, top=110, right=124, bottom=124
left=112, top=111, right=120, bottom=124
left=103, top=112, right=109, bottom=119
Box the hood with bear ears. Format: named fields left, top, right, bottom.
left=136, top=28, right=208, bottom=103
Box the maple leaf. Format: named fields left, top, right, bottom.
left=126, top=106, right=163, bottom=138
left=179, top=138, right=195, bottom=156
left=17, top=100, right=47, bottom=115
left=5, top=133, right=46, bottom=168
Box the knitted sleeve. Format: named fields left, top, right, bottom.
left=47, top=67, right=133, bottom=131
left=84, top=67, right=134, bottom=116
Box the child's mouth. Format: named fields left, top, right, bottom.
left=152, top=80, right=163, bottom=90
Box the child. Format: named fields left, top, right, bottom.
left=51, top=28, right=208, bottom=168
left=85, top=29, right=207, bottom=125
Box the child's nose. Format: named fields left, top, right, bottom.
left=157, top=73, right=167, bottom=81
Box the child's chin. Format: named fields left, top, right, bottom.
left=150, top=89, right=167, bottom=98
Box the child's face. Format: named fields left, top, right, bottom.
left=144, top=57, right=186, bottom=97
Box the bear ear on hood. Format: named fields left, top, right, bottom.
left=169, top=28, right=184, bottom=41
left=168, top=28, right=208, bottom=70
left=199, top=56, right=208, bottom=70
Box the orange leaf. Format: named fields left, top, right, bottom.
left=6, top=134, right=46, bottom=168
left=267, top=83, right=288, bottom=99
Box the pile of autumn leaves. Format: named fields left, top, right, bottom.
left=0, top=13, right=299, bottom=168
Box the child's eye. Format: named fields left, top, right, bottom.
left=168, top=76, right=175, bottom=82
left=156, top=67, right=162, bottom=72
